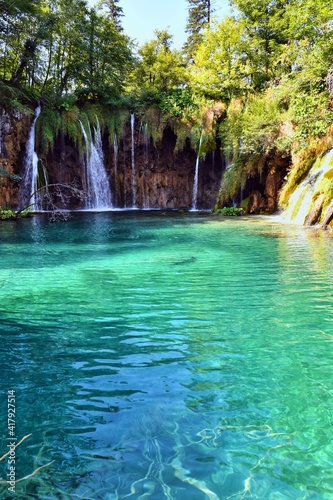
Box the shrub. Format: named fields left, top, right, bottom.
left=214, top=207, right=244, bottom=216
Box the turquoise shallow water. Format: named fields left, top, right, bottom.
left=1, top=212, right=333, bottom=499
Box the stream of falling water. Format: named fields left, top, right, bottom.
left=79, top=119, right=112, bottom=210
left=20, top=104, right=42, bottom=209
left=282, top=147, right=333, bottom=224
left=191, top=131, right=203, bottom=210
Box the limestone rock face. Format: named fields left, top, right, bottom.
left=45, top=123, right=223, bottom=210
left=0, top=110, right=288, bottom=213
left=264, top=153, right=290, bottom=213
left=0, top=108, right=31, bottom=207
left=243, top=152, right=290, bottom=214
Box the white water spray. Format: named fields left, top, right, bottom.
left=282, top=148, right=333, bottom=224
left=20, top=104, right=42, bottom=210
left=191, top=131, right=203, bottom=210
left=79, top=118, right=112, bottom=210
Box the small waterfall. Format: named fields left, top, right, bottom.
left=113, top=132, right=118, bottom=207
left=191, top=131, right=203, bottom=210
left=20, top=104, right=42, bottom=210
left=79, top=119, right=112, bottom=210
left=143, top=123, right=150, bottom=208
left=131, top=113, right=137, bottom=208
left=282, top=148, right=333, bottom=224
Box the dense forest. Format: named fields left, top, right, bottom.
left=1, top=0, right=333, bottom=222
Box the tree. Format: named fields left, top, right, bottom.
left=229, top=0, right=292, bottom=87
left=72, top=8, right=134, bottom=101
left=190, top=17, right=249, bottom=100
left=184, top=0, right=213, bottom=58
left=131, top=30, right=187, bottom=94
left=97, top=0, right=124, bottom=31
left=0, top=0, right=44, bottom=84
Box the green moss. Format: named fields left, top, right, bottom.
left=279, top=153, right=317, bottom=207
left=106, top=108, right=130, bottom=144
left=313, top=177, right=333, bottom=221
left=216, top=162, right=247, bottom=207
left=171, top=120, right=192, bottom=153
left=141, top=106, right=164, bottom=145
left=36, top=108, right=62, bottom=154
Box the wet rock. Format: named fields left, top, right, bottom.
left=305, top=193, right=325, bottom=226
left=320, top=202, right=333, bottom=227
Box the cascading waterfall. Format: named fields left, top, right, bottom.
left=282, top=147, right=333, bottom=224
left=20, top=104, right=43, bottom=210
left=79, top=118, right=112, bottom=210
left=191, top=131, right=203, bottom=210
left=131, top=113, right=137, bottom=208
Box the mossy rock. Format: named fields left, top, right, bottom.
left=323, top=169, right=333, bottom=180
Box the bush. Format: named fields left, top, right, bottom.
left=0, top=207, right=31, bottom=220
left=214, top=207, right=244, bottom=216
left=0, top=209, right=16, bottom=220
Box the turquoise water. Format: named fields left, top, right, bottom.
left=1, top=212, right=333, bottom=499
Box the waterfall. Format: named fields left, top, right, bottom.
left=282, top=147, right=333, bottom=224
left=20, top=104, right=42, bottom=210
left=143, top=123, right=150, bottom=208
left=131, top=113, right=137, bottom=208
left=113, top=132, right=118, bottom=207
left=79, top=119, right=112, bottom=210
left=191, top=131, right=203, bottom=210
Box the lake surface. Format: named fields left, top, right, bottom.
left=1, top=212, right=333, bottom=499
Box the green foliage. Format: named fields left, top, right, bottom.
left=288, top=91, right=333, bottom=150
left=214, top=207, right=244, bottom=216
left=0, top=207, right=29, bottom=219
left=0, top=208, right=16, bottom=220
left=36, top=108, right=61, bottom=154
left=313, top=175, right=333, bottom=219
left=159, top=88, right=198, bottom=119
left=184, top=0, right=212, bottom=57
left=106, top=108, right=130, bottom=143
left=141, top=106, right=164, bottom=145
left=0, top=82, right=33, bottom=113
left=130, top=30, right=187, bottom=95
left=0, top=167, right=21, bottom=183
left=279, top=152, right=317, bottom=207
left=96, top=0, right=124, bottom=31
left=220, top=91, right=286, bottom=162
left=172, top=121, right=193, bottom=153
left=1, top=0, right=333, bottom=220
left=216, top=163, right=248, bottom=207
left=190, top=17, right=249, bottom=100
